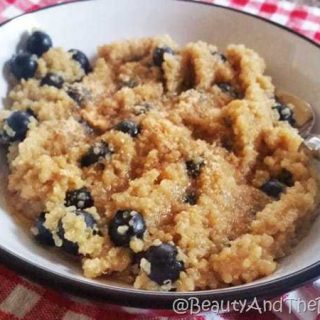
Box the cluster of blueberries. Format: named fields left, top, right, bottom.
left=9, top=30, right=91, bottom=81
left=35, top=185, right=184, bottom=285
left=0, top=41, right=176, bottom=147
left=261, top=169, right=294, bottom=199
left=262, top=101, right=296, bottom=198
left=32, top=119, right=144, bottom=250
left=79, top=120, right=140, bottom=167
left=0, top=30, right=91, bottom=145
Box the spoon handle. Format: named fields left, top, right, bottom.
left=302, top=134, right=320, bottom=160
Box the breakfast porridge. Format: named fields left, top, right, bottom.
left=0, top=31, right=319, bottom=291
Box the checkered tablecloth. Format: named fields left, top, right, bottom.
left=0, top=0, right=320, bottom=319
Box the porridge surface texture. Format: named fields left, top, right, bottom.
left=1, top=35, right=319, bottom=291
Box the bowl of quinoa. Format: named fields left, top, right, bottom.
left=1, top=0, right=320, bottom=309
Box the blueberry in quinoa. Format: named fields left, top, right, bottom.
left=9, top=52, right=38, bottom=80
left=2, top=110, right=33, bottom=142
left=278, top=169, right=294, bottom=187
left=115, top=120, right=140, bottom=137
left=25, top=108, right=37, bottom=118
left=65, top=187, right=94, bottom=209
left=77, top=209, right=98, bottom=230
left=143, top=244, right=184, bottom=285
left=26, top=31, right=53, bottom=57
left=261, top=179, right=285, bottom=199
left=273, top=102, right=296, bottom=126
left=80, top=141, right=112, bottom=167
left=108, top=209, right=146, bottom=247
left=153, top=46, right=175, bottom=67
left=40, top=73, right=64, bottom=89
left=58, top=210, right=98, bottom=255
left=185, top=159, right=205, bottom=178
left=57, top=220, right=79, bottom=255
left=69, top=49, right=91, bottom=74
left=33, top=212, right=54, bottom=246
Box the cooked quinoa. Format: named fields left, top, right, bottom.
left=1, top=34, right=319, bottom=291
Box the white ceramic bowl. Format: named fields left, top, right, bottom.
left=1, top=0, right=320, bottom=309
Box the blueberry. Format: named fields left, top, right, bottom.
left=115, top=120, right=140, bottom=137
left=69, top=49, right=91, bottom=74
left=57, top=220, right=79, bottom=255
left=33, top=212, right=54, bottom=246
left=26, top=31, right=52, bottom=56
left=108, top=209, right=146, bottom=247
left=186, top=159, right=205, bottom=178
left=58, top=209, right=98, bottom=255
left=261, top=179, right=285, bottom=199
left=77, top=209, right=98, bottom=230
left=153, top=46, right=175, bottom=67
left=65, top=187, right=94, bottom=209
left=278, top=169, right=294, bottom=187
left=3, top=111, right=33, bottom=142
left=40, top=73, right=64, bottom=89
left=25, top=108, right=37, bottom=118
left=9, top=52, right=38, bottom=80
left=183, top=191, right=198, bottom=205
left=80, top=141, right=112, bottom=167
left=217, top=83, right=239, bottom=99
left=273, top=103, right=296, bottom=126
left=144, top=244, right=184, bottom=285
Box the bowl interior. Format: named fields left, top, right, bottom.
left=0, top=0, right=320, bottom=306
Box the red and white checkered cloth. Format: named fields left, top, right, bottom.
left=0, top=0, right=320, bottom=319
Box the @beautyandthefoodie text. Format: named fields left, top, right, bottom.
left=172, top=297, right=320, bottom=315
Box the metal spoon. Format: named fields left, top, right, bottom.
left=275, top=89, right=320, bottom=160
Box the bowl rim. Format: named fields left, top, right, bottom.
left=1, top=0, right=320, bottom=309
